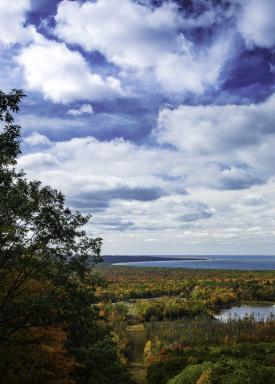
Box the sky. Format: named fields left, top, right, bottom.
left=1, top=0, right=275, bottom=255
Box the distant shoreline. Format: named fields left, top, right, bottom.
left=102, top=255, right=275, bottom=271
left=103, top=255, right=209, bottom=264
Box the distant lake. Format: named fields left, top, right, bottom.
left=111, top=255, right=275, bottom=270
left=214, top=304, right=275, bottom=322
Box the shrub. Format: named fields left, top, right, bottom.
left=147, top=357, right=187, bottom=384
left=168, top=358, right=275, bottom=384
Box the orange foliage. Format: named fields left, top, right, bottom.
left=0, top=325, right=77, bottom=384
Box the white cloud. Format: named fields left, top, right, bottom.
left=54, top=0, right=232, bottom=95
left=0, top=0, right=31, bottom=46
left=67, top=104, right=94, bottom=116
left=18, top=96, right=275, bottom=206
left=17, top=130, right=275, bottom=253
left=18, top=136, right=213, bottom=229
left=238, top=0, right=275, bottom=48
left=242, top=194, right=265, bottom=206
left=55, top=0, right=181, bottom=69
left=24, top=132, right=51, bottom=146
left=19, top=114, right=87, bottom=133
left=155, top=34, right=232, bottom=94
left=19, top=152, right=59, bottom=169
left=1, top=0, right=275, bottom=254
left=156, top=94, right=275, bottom=155
left=16, top=31, right=125, bottom=103
left=18, top=136, right=179, bottom=195
left=155, top=94, right=275, bottom=191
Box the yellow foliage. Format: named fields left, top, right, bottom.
left=196, top=370, right=211, bottom=384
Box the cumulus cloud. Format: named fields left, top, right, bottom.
left=238, top=0, right=275, bottom=48
left=155, top=94, right=275, bottom=191
left=67, top=104, right=94, bottom=116
left=156, top=94, right=275, bottom=155
left=0, top=0, right=31, bottom=46
left=16, top=31, right=124, bottom=103
left=242, top=194, right=266, bottom=206
left=19, top=152, right=59, bottom=169
left=17, top=135, right=212, bottom=229
left=55, top=0, right=181, bottom=69
left=18, top=91, right=275, bottom=207
left=54, top=0, right=232, bottom=95
left=16, top=128, right=275, bottom=253
left=155, top=33, right=233, bottom=95
left=24, top=132, right=51, bottom=146
left=18, top=136, right=180, bottom=196
left=215, top=166, right=263, bottom=190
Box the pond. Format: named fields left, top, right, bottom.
left=214, top=304, right=275, bottom=322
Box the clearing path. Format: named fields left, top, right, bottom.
left=127, top=317, right=147, bottom=384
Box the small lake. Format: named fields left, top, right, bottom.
left=214, top=304, right=275, bottom=322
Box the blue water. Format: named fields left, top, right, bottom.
left=215, top=304, right=275, bottom=322
left=114, top=255, right=275, bottom=270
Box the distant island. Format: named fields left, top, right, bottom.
left=103, top=255, right=209, bottom=264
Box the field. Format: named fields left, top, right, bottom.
left=96, top=265, right=275, bottom=383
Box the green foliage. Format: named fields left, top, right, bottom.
left=134, top=297, right=208, bottom=321
left=0, top=89, right=24, bottom=165
left=73, top=337, right=131, bottom=384
left=97, top=265, right=275, bottom=304
left=0, top=90, right=130, bottom=383
left=145, top=316, right=275, bottom=351
left=168, top=363, right=204, bottom=384
left=146, top=357, right=187, bottom=384
left=98, top=266, right=275, bottom=383
left=168, top=358, right=275, bottom=384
